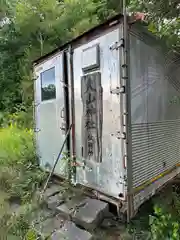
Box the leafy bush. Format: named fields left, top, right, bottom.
left=0, top=123, right=33, bottom=163
left=0, top=123, right=45, bottom=201
left=0, top=122, right=46, bottom=238
left=149, top=193, right=180, bottom=240
left=0, top=104, right=33, bottom=129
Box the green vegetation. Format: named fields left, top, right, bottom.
left=149, top=189, right=180, bottom=239
left=0, top=119, right=46, bottom=238
left=129, top=186, right=180, bottom=239
left=150, top=205, right=180, bottom=239
left=0, top=0, right=179, bottom=115
left=0, top=120, right=45, bottom=200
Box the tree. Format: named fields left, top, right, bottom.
left=129, top=0, right=180, bottom=49
left=0, top=0, right=179, bottom=115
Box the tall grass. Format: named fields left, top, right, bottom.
left=0, top=123, right=45, bottom=201
left=0, top=124, right=34, bottom=165
left=0, top=121, right=46, bottom=239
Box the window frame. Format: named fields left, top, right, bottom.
left=40, top=66, right=56, bottom=102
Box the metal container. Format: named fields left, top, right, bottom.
left=33, top=14, right=180, bottom=220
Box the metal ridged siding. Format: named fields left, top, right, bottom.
left=132, top=120, right=180, bottom=187
left=130, top=33, right=180, bottom=189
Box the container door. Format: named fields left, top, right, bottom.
left=73, top=28, right=126, bottom=199
left=34, top=53, right=67, bottom=176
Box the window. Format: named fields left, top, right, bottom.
left=82, top=44, right=100, bottom=73
left=41, top=67, right=56, bottom=101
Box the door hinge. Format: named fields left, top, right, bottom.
left=60, top=122, right=66, bottom=133
left=110, top=86, right=125, bottom=95
left=32, top=75, right=39, bottom=81
left=34, top=128, right=41, bottom=133
left=116, top=131, right=126, bottom=139
left=33, top=102, right=40, bottom=107
left=110, top=38, right=124, bottom=50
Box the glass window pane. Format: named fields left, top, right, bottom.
left=41, top=67, right=56, bottom=101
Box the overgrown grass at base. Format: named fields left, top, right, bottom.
left=0, top=124, right=34, bottom=165
left=0, top=124, right=45, bottom=201
left=1, top=124, right=180, bottom=239
left=0, top=124, right=46, bottom=239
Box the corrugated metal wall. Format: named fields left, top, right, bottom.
left=130, top=33, right=180, bottom=189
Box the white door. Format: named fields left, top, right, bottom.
left=34, top=53, right=67, bottom=176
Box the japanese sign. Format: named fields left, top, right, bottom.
left=81, top=72, right=103, bottom=162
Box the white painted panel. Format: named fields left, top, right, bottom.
left=82, top=44, right=99, bottom=70
left=34, top=52, right=67, bottom=177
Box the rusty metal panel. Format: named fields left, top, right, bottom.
left=130, top=32, right=180, bottom=191
left=73, top=27, right=126, bottom=199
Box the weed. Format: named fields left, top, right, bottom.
left=149, top=191, right=180, bottom=239
left=0, top=123, right=46, bottom=238
left=0, top=124, right=45, bottom=200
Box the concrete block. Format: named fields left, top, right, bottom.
left=57, top=197, right=108, bottom=230
left=51, top=221, right=93, bottom=240
left=44, top=184, right=62, bottom=198
left=47, top=194, right=64, bottom=210
left=35, top=214, right=65, bottom=237
left=56, top=196, right=87, bottom=219
left=29, top=208, right=54, bottom=224
left=72, top=198, right=109, bottom=230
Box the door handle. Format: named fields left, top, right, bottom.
left=60, top=122, right=66, bottom=132
left=81, top=146, right=84, bottom=158
left=61, top=107, right=65, bottom=119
